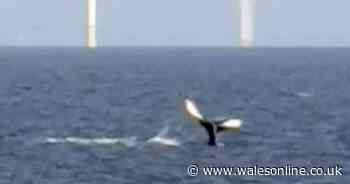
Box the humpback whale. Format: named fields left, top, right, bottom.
left=184, top=99, right=242, bottom=146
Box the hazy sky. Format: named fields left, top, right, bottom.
left=0, top=0, right=349, bottom=47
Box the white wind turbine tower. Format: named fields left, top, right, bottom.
left=240, top=0, right=256, bottom=47
left=85, top=0, right=255, bottom=48
left=87, top=0, right=96, bottom=48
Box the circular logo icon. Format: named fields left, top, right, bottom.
left=187, top=163, right=199, bottom=176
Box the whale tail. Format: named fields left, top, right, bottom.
left=184, top=98, right=205, bottom=123
left=184, top=98, right=242, bottom=146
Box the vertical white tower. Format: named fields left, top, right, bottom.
left=87, top=0, right=96, bottom=48
left=240, top=0, right=256, bottom=47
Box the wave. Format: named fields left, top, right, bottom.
left=146, top=126, right=181, bottom=147
left=297, top=92, right=312, bottom=98
left=41, top=126, right=180, bottom=147
left=43, top=136, right=138, bottom=147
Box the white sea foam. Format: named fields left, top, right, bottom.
left=146, top=126, right=180, bottom=147
left=43, top=136, right=138, bottom=147
left=41, top=126, right=180, bottom=147
left=297, top=92, right=312, bottom=98
left=147, top=136, right=180, bottom=147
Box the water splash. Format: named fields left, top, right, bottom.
left=39, top=126, right=180, bottom=147
left=43, top=136, right=138, bottom=147
left=147, top=126, right=180, bottom=147
left=297, top=92, right=312, bottom=98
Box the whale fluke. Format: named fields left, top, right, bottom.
left=184, top=99, right=242, bottom=146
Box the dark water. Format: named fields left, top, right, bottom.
left=0, top=47, right=349, bottom=183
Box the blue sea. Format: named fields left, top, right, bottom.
left=0, top=47, right=349, bottom=183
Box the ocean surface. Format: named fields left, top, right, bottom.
left=0, top=47, right=349, bottom=183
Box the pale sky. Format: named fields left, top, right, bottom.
left=0, top=0, right=349, bottom=47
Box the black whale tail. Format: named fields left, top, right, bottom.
left=184, top=98, right=242, bottom=146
